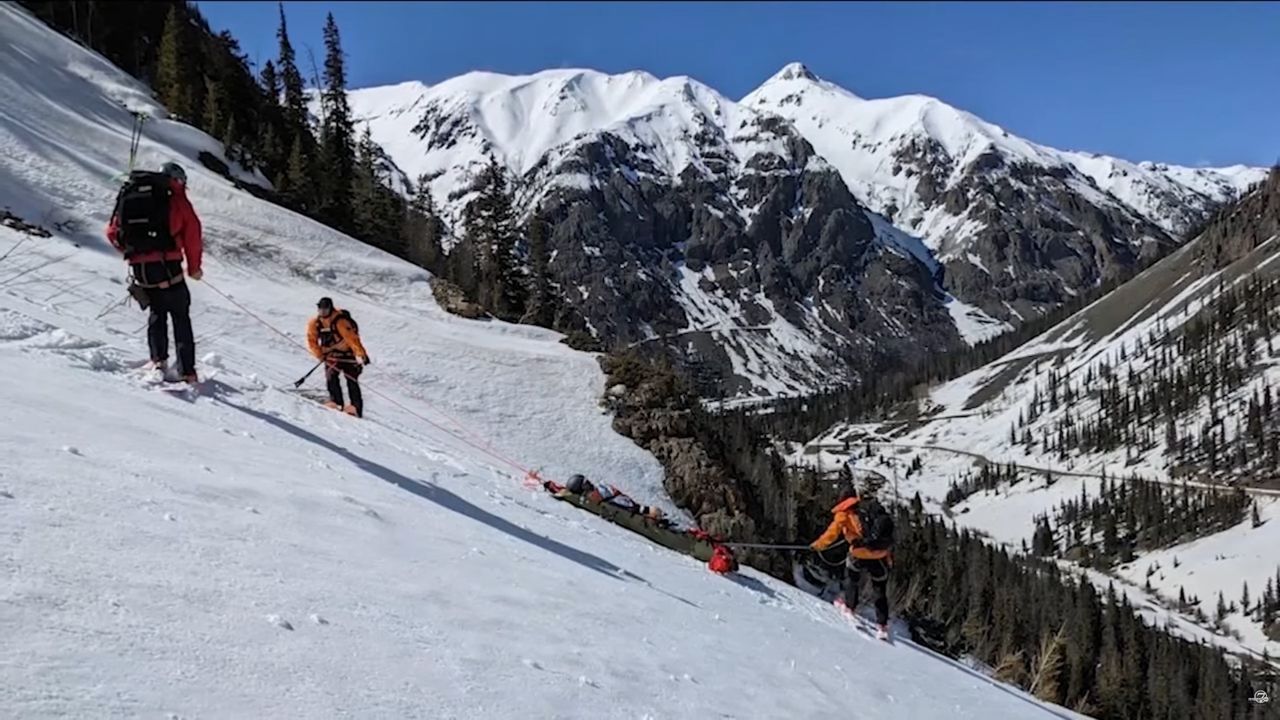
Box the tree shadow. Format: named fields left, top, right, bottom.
left=216, top=398, right=651, bottom=585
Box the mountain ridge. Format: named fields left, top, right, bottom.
left=343, top=63, right=1265, bottom=400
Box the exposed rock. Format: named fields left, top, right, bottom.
left=430, top=278, right=487, bottom=319
left=531, top=126, right=961, bottom=399
left=1193, top=168, right=1280, bottom=271
left=598, top=352, right=785, bottom=576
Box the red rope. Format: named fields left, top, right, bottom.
left=199, top=279, right=538, bottom=481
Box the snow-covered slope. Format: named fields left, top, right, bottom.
left=798, top=172, right=1280, bottom=664
left=743, top=62, right=1265, bottom=245
left=1, top=6, right=1081, bottom=717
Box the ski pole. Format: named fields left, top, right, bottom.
left=293, top=359, right=324, bottom=388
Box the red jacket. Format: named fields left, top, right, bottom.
left=106, top=178, right=203, bottom=275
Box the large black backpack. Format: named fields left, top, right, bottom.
left=113, top=170, right=175, bottom=257
left=856, top=498, right=895, bottom=552
left=338, top=309, right=358, bottom=334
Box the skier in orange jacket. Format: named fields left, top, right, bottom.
left=811, top=477, right=894, bottom=636
left=306, top=297, right=370, bottom=417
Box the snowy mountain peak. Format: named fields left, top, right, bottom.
left=770, top=61, right=819, bottom=83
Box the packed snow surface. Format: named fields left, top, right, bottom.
left=0, top=5, right=1081, bottom=718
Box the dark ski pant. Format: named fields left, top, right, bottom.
left=133, top=261, right=195, bottom=376
left=326, top=356, right=363, bottom=417
left=844, top=556, right=890, bottom=626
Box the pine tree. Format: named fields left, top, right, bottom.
left=276, top=2, right=306, bottom=131
left=1241, top=581, right=1251, bottom=615
left=258, top=122, right=282, bottom=182
left=257, top=58, right=284, bottom=174
left=221, top=115, right=239, bottom=163
left=260, top=59, right=281, bottom=106
left=464, top=159, right=525, bottom=320
left=1215, top=591, right=1228, bottom=623
left=1029, top=627, right=1066, bottom=704
left=351, top=125, right=378, bottom=240
left=203, top=75, right=226, bottom=136
left=155, top=4, right=195, bottom=121
left=318, top=12, right=356, bottom=231
left=403, top=174, right=445, bottom=272
left=285, top=133, right=313, bottom=210
left=1032, top=517, right=1054, bottom=557
left=522, top=209, right=556, bottom=327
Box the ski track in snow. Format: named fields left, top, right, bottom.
left=0, top=5, right=1082, bottom=719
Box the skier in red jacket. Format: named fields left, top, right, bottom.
left=106, top=162, right=204, bottom=383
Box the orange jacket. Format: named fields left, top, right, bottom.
left=811, top=497, right=891, bottom=561
left=307, top=309, right=367, bottom=360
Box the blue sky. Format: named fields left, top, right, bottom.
left=196, top=1, right=1278, bottom=168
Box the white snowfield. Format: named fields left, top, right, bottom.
left=0, top=6, right=1081, bottom=719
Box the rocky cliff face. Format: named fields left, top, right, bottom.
left=529, top=122, right=961, bottom=397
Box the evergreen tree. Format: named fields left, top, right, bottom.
left=260, top=59, right=280, bottom=106
left=203, top=75, right=226, bottom=136
left=255, top=58, right=284, bottom=174
left=318, top=12, right=356, bottom=230
left=221, top=115, right=239, bottom=163
left=522, top=209, right=556, bottom=327
left=464, top=159, right=525, bottom=320
left=403, top=174, right=445, bottom=272
left=285, top=133, right=314, bottom=211
left=155, top=4, right=195, bottom=121
left=351, top=125, right=378, bottom=239
left=276, top=2, right=306, bottom=131
left=1032, top=516, right=1054, bottom=557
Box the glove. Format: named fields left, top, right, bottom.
left=361, top=355, right=371, bottom=366
left=188, top=269, right=203, bottom=281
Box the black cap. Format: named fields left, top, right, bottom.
left=317, top=297, right=334, bottom=310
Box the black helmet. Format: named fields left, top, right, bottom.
left=317, top=297, right=334, bottom=311
left=161, top=161, right=186, bottom=184
left=566, top=474, right=587, bottom=494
